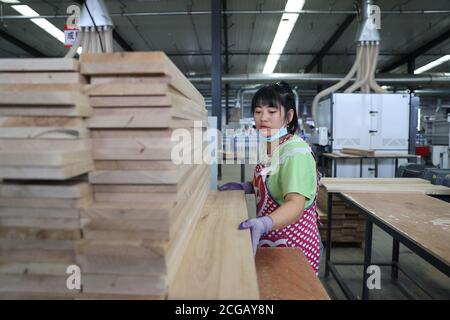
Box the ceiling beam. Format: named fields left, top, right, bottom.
left=304, top=14, right=355, bottom=73
left=112, top=29, right=133, bottom=51
left=0, top=29, right=47, bottom=57
left=380, top=27, right=450, bottom=73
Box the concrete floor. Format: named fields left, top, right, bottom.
left=218, top=164, right=450, bottom=300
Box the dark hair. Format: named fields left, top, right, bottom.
left=251, top=81, right=299, bottom=134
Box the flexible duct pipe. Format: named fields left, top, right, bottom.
left=311, top=44, right=363, bottom=125
left=345, top=44, right=371, bottom=93
left=369, top=45, right=387, bottom=93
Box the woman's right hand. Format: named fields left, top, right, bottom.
left=218, top=182, right=254, bottom=194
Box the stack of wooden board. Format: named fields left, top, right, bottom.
left=0, top=58, right=93, bottom=298
left=317, top=186, right=365, bottom=246
left=76, top=52, right=209, bottom=299
left=0, top=58, right=93, bottom=180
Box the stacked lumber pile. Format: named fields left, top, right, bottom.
left=76, top=52, right=209, bottom=299
left=0, top=58, right=93, bottom=298
left=317, top=186, right=365, bottom=246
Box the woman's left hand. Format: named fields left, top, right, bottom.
left=238, top=216, right=273, bottom=256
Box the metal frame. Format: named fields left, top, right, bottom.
left=324, top=191, right=450, bottom=300
left=211, top=0, right=222, bottom=179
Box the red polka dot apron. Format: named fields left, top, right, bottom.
left=253, top=134, right=321, bottom=275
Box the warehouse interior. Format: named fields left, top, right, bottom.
left=0, top=0, right=449, bottom=301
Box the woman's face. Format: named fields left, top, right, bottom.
left=253, top=104, right=293, bottom=137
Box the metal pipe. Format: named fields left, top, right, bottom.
left=2, top=10, right=450, bottom=20
left=188, top=73, right=450, bottom=85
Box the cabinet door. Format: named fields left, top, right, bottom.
left=332, top=93, right=371, bottom=150
left=370, top=94, right=410, bottom=150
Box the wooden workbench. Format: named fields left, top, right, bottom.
left=256, top=247, right=330, bottom=300
left=342, top=192, right=450, bottom=268
left=325, top=191, right=450, bottom=299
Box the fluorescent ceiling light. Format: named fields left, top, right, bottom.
left=414, top=55, right=450, bottom=74
left=11, top=5, right=65, bottom=43
left=11, top=4, right=82, bottom=55
left=262, top=0, right=305, bottom=74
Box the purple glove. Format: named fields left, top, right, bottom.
left=218, top=182, right=254, bottom=194
left=238, top=216, right=273, bottom=256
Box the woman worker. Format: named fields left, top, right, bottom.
left=219, top=82, right=322, bottom=275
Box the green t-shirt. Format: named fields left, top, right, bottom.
left=266, top=135, right=317, bottom=209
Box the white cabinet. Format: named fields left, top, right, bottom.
left=321, top=93, right=412, bottom=178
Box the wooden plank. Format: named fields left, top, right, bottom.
left=76, top=239, right=167, bottom=276
left=0, top=116, right=86, bottom=128
left=255, top=247, right=330, bottom=300
left=89, top=170, right=179, bottom=185
left=342, top=192, right=450, bottom=266
left=321, top=178, right=429, bottom=185
left=93, top=184, right=176, bottom=194
left=0, top=138, right=91, bottom=152
left=0, top=161, right=94, bottom=180
left=91, top=138, right=205, bottom=161
left=92, top=161, right=204, bottom=193
left=91, top=129, right=176, bottom=139
left=0, top=72, right=86, bottom=84
left=89, top=93, right=207, bottom=120
left=0, top=218, right=79, bottom=231
left=341, top=148, right=375, bottom=157
left=79, top=52, right=205, bottom=106
left=0, top=58, right=78, bottom=72
left=83, top=83, right=168, bottom=96
left=87, top=108, right=172, bottom=128
left=89, top=95, right=171, bottom=107
left=0, top=208, right=80, bottom=219
left=0, top=84, right=84, bottom=92
left=0, top=149, right=92, bottom=166
left=0, top=181, right=91, bottom=199
left=0, top=227, right=81, bottom=241
left=89, top=75, right=170, bottom=85
left=0, top=193, right=92, bottom=209
left=168, top=190, right=259, bottom=299
left=0, top=274, right=79, bottom=297
left=320, top=178, right=450, bottom=195
left=0, top=127, right=90, bottom=139
left=93, top=160, right=177, bottom=171
left=80, top=274, right=167, bottom=296
left=0, top=261, right=71, bottom=276
left=0, top=91, right=90, bottom=107
left=0, top=105, right=92, bottom=117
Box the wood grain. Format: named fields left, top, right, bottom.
left=169, top=191, right=259, bottom=299
left=342, top=192, right=450, bottom=267
left=255, top=247, right=330, bottom=300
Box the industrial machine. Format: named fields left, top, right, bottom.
left=313, top=92, right=418, bottom=177
left=308, top=0, right=419, bottom=178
